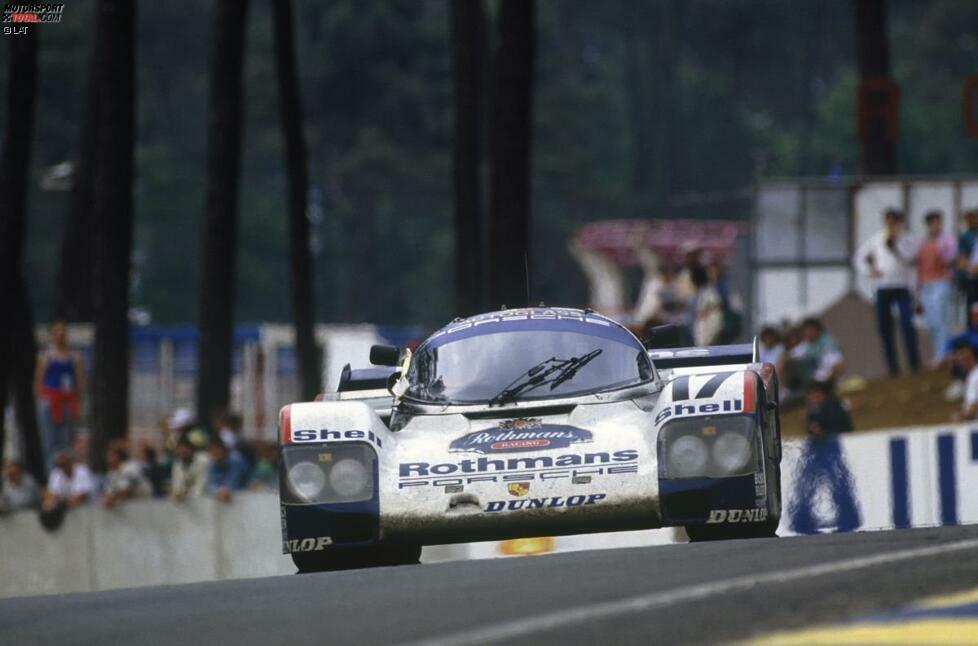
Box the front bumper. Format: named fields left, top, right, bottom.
left=659, top=472, right=768, bottom=525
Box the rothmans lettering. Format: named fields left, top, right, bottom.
left=399, top=449, right=639, bottom=477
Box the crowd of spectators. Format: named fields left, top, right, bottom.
left=1, top=322, right=281, bottom=526
left=630, top=244, right=743, bottom=347
left=849, top=207, right=978, bottom=422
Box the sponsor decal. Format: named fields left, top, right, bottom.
left=398, top=451, right=639, bottom=489
left=400, top=449, right=638, bottom=477
left=290, top=428, right=383, bottom=448
left=654, top=399, right=742, bottom=425
left=486, top=493, right=607, bottom=512
left=283, top=536, right=333, bottom=553
left=508, top=482, right=530, bottom=497
left=428, top=309, right=612, bottom=342
left=450, top=421, right=592, bottom=454
left=401, top=464, right=638, bottom=489
left=706, top=508, right=768, bottom=524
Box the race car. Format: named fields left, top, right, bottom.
left=278, top=307, right=782, bottom=572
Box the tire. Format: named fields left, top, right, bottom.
left=685, top=522, right=775, bottom=542
left=292, top=543, right=422, bottom=573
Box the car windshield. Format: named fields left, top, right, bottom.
left=405, top=326, right=653, bottom=405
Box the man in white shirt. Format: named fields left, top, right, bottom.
left=0, top=460, right=40, bottom=512
left=952, top=340, right=978, bottom=421
left=43, top=451, right=95, bottom=511
left=853, top=209, right=921, bottom=376
left=101, top=445, right=152, bottom=508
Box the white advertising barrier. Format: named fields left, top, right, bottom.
left=473, top=422, right=978, bottom=558
left=779, top=423, right=978, bottom=534
left=1, top=424, right=975, bottom=597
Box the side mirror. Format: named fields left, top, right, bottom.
left=643, top=324, right=682, bottom=349
left=369, top=344, right=401, bottom=367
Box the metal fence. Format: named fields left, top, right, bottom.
left=32, top=322, right=422, bottom=441
left=752, top=176, right=978, bottom=326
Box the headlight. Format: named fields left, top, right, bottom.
left=712, top=431, right=752, bottom=475
left=659, top=415, right=757, bottom=478
left=281, top=443, right=376, bottom=504
left=329, top=458, right=370, bottom=499
left=288, top=462, right=327, bottom=501
left=667, top=435, right=709, bottom=477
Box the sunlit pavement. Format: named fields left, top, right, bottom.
left=751, top=587, right=978, bottom=645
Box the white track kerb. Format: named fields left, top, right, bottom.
left=403, top=538, right=978, bottom=646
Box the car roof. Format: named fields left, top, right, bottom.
left=422, top=307, right=640, bottom=349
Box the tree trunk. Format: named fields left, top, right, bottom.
left=272, top=0, right=320, bottom=400
left=56, top=34, right=102, bottom=322
left=0, top=28, right=45, bottom=484
left=852, top=0, right=897, bottom=175
left=488, top=0, right=534, bottom=310
left=451, top=0, right=486, bottom=317
left=659, top=0, right=686, bottom=201
left=91, top=0, right=136, bottom=472
left=197, top=0, right=249, bottom=428
left=623, top=6, right=652, bottom=215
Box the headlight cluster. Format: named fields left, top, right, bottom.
left=282, top=443, right=375, bottom=504
left=659, top=415, right=757, bottom=479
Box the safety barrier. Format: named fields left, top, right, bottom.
left=1, top=423, right=976, bottom=598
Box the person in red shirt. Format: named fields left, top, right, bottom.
left=33, top=321, right=85, bottom=473
left=917, top=210, right=957, bottom=365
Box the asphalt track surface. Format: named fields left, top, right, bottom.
left=4, top=524, right=978, bottom=645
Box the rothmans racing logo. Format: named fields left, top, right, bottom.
left=450, top=419, right=592, bottom=454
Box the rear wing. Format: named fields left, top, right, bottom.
left=648, top=339, right=758, bottom=370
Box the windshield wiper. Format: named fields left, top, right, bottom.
left=488, top=350, right=603, bottom=407
left=547, top=349, right=603, bottom=391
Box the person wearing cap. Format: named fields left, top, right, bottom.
left=916, top=210, right=956, bottom=364
left=852, top=208, right=921, bottom=376
left=167, top=407, right=209, bottom=449
left=936, top=303, right=978, bottom=401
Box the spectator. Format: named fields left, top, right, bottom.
left=790, top=380, right=860, bottom=534
left=933, top=303, right=978, bottom=401
left=207, top=438, right=250, bottom=503
left=170, top=436, right=210, bottom=502
left=957, top=209, right=978, bottom=311
left=675, top=243, right=704, bottom=301
left=709, top=261, right=743, bottom=344
left=853, top=208, right=921, bottom=376
left=169, top=407, right=209, bottom=450
left=951, top=340, right=978, bottom=422
left=917, top=211, right=957, bottom=364
left=33, top=320, right=85, bottom=472
left=689, top=266, right=724, bottom=346
left=804, top=380, right=853, bottom=438
left=101, top=446, right=152, bottom=508
left=138, top=442, right=170, bottom=498
left=0, top=459, right=40, bottom=513
left=632, top=262, right=687, bottom=331
left=42, top=450, right=95, bottom=512
left=782, top=318, right=845, bottom=405
left=758, top=326, right=786, bottom=376
left=250, top=441, right=279, bottom=490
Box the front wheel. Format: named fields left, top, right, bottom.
left=292, top=543, right=422, bottom=573
left=685, top=521, right=777, bottom=542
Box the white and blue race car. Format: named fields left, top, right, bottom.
left=278, top=307, right=782, bottom=572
